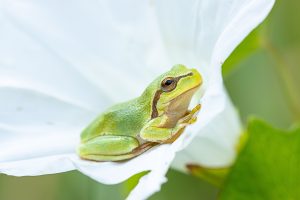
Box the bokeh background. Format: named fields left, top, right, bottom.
left=0, top=0, right=299, bottom=199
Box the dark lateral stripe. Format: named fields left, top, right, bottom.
left=175, top=72, right=193, bottom=81
left=150, top=72, right=193, bottom=119
left=151, top=89, right=162, bottom=119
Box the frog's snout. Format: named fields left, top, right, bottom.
left=190, top=68, right=203, bottom=87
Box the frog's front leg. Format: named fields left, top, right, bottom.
left=140, top=104, right=201, bottom=143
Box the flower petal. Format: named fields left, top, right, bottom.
left=0, top=0, right=171, bottom=101
left=0, top=0, right=275, bottom=199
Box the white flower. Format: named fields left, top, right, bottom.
left=0, top=0, right=274, bottom=199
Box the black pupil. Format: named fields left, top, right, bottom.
left=165, top=79, right=173, bottom=86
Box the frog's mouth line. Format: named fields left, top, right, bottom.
left=163, top=83, right=201, bottom=105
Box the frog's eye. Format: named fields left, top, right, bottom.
left=161, top=77, right=177, bottom=92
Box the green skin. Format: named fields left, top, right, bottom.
left=78, top=64, right=203, bottom=161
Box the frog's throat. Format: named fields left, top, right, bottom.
left=163, top=84, right=200, bottom=128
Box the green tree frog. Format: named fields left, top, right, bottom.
left=78, top=64, right=203, bottom=161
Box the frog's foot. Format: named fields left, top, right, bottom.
left=78, top=135, right=157, bottom=162
left=179, top=104, right=201, bottom=125
left=163, top=104, right=201, bottom=144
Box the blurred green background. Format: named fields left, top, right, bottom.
left=1, top=1, right=299, bottom=199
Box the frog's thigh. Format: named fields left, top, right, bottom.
left=78, top=135, right=140, bottom=161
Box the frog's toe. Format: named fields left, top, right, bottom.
left=188, top=116, right=197, bottom=124
left=190, top=104, right=201, bottom=116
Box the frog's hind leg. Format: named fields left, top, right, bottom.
left=78, top=135, right=157, bottom=161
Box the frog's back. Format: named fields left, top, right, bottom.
left=80, top=98, right=150, bottom=142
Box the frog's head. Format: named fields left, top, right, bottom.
left=147, top=64, right=203, bottom=118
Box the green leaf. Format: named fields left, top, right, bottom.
left=219, top=119, right=300, bottom=200
left=122, top=170, right=149, bottom=196
left=186, top=164, right=229, bottom=187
